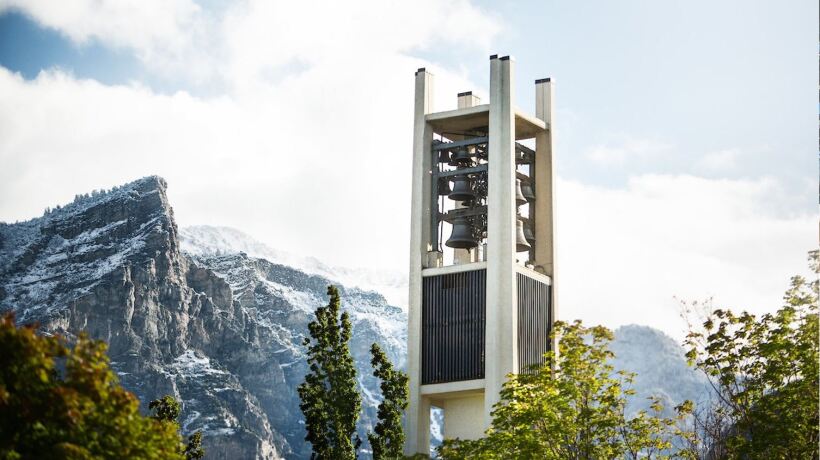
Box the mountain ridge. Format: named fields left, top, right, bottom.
left=0, top=175, right=708, bottom=458
left=0, top=176, right=406, bottom=459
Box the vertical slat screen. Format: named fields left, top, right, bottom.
left=422, top=269, right=486, bottom=384
left=517, top=272, right=551, bottom=373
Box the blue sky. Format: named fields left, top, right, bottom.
left=0, top=0, right=816, bottom=336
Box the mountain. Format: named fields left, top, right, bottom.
left=0, top=176, right=707, bottom=458
left=0, top=176, right=406, bottom=459
left=611, top=324, right=710, bottom=417
left=180, top=225, right=408, bottom=310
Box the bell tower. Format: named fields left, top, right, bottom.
left=405, top=55, right=557, bottom=455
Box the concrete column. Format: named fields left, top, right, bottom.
left=457, top=91, right=481, bottom=109
left=534, top=78, right=557, bottom=352
left=406, top=68, right=434, bottom=456
left=484, top=55, right=518, bottom=428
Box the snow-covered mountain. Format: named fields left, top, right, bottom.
left=0, top=176, right=707, bottom=458
left=180, top=225, right=408, bottom=310
left=0, top=176, right=407, bottom=459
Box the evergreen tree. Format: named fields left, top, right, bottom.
left=149, top=395, right=181, bottom=423
left=149, top=395, right=205, bottom=460
left=183, top=432, right=205, bottom=460
left=367, top=343, right=408, bottom=460
left=298, top=286, right=362, bottom=460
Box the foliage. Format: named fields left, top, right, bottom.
left=680, top=250, right=819, bottom=459
left=367, top=343, right=408, bottom=460
left=298, top=286, right=362, bottom=460
left=149, top=395, right=181, bottom=423
left=0, top=313, right=184, bottom=459
left=182, top=431, right=204, bottom=460
left=438, top=320, right=688, bottom=460
left=149, top=395, right=205, bottom=460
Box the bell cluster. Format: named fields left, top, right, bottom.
left=439, top=142, right=487, bottom=250
left=434, top=138, right=536, bottom=254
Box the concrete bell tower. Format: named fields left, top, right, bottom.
left=405, top=55, right=557, bottom=455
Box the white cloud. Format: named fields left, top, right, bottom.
left=0, top=1, right=814, bottom=339
left=0, top=0, right=497, bottom=274
left=697, top=147, right=740, bottom=172
left=557, top=174, right=816, bottom=339
left=1, top=0, right=500, bottom=88
left=0, top=0, right=212, bottom=79
left=585, top=137, right=671, bottom=165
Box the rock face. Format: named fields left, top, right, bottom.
left=0, top=176, right=708, bottom=458
left=0, top=176, right=406, bottom=459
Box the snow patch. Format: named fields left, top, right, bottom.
left=171, top=350, right=227, bottom=378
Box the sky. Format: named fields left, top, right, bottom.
left=0, top=0, right=816, bottom=339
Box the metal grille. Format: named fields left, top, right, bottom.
left=422, top=269, right=486, bottom=384
left=517, top=272, right=551, bottom=373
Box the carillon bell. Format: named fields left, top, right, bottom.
left=523, top=222, right=535, bottom=244
left=515, top=218, right=531, bottom=252
left=448, top=175, right=476, bottom=201
left=438, top=150, right=451, bottom=164
left=515, top=178, right=527, bottom=206
left=437, top=177, right=452, bottom=195
left=450, top=148, right=473, bottom=165
left=521, top=180, right=535, bottom=202
left=446, top=218, right=478, bottom=249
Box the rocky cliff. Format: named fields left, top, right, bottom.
left=0, top=176, right=707, bottom=458
left=0, top=176, right=406, bottom=459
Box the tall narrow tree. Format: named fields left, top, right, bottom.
left=367, top=343, right=408, bottom=460
left=298, top=286, right=362, bottom=460
left=150, top=395, right=206, bottom=460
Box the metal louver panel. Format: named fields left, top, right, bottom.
left=517, top=272, right=551, bottom=373
left=421, top=269, right=486, bottom=384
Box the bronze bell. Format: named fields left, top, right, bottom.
left=515, top=178, right=527, bottom=206
left=438, top=150, right=451, bottom=164
left=446, top=218, right=478, bottom=249
left=521, top=180, right=535, bottom=202
left=449, top=175, right=476, bottom=202
left=523, top=222, right=535, bottom=244
left=450, top=148, right=473, bottom=165
left=437, top=177, right=452, bottom=195
left=516, top=218, right=532, bottom=252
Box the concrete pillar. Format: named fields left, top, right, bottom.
left=484, top=55, right=518, bottom=427
left=406, top=68, right=434, bottom=456
left=457, top=91, right=481, bottom=109
left=534, top=77, right=557, bottom=353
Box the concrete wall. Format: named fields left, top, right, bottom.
left=442, top=395, right=485, bottom=441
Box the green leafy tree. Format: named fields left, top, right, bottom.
left=298, top=286, right=362, bottom=460
left=367, top=343, right=408, bottom=460
left=438, top=320, right=688, bottom=460
left=680, top=250, right=819, bottom=459
left=0, top=313, right=184, bottom=459
left=149, top=395, right=205, bottom=460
